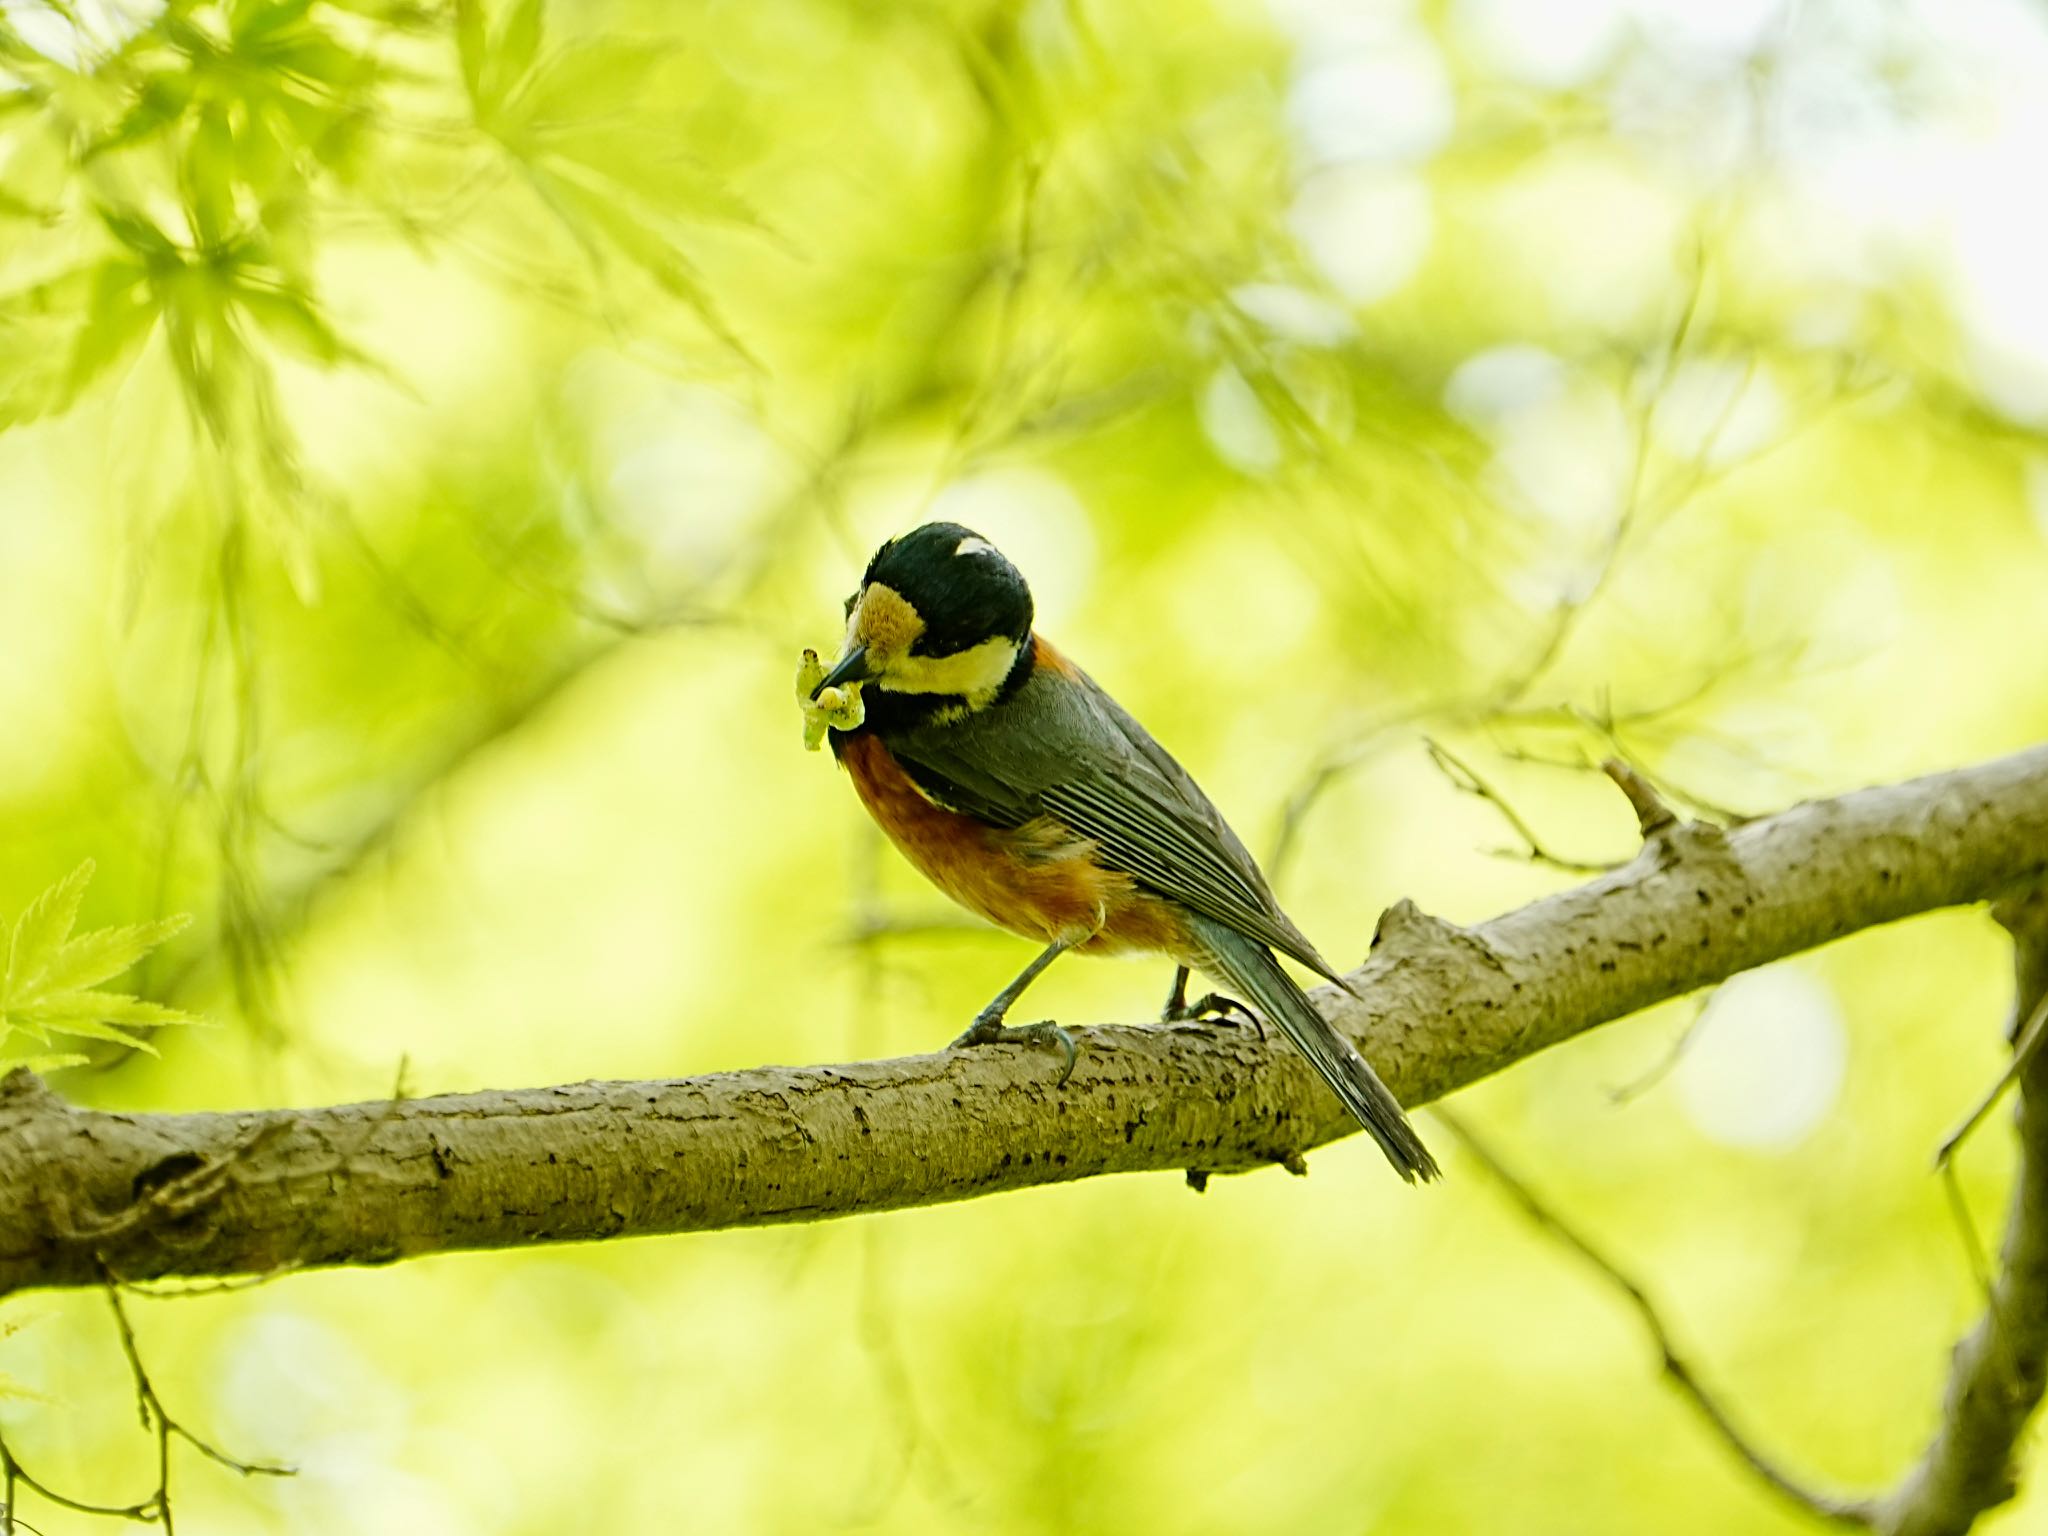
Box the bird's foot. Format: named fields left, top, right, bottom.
left=1162, top=991, right=1263, bottom=1038
left=950, top=1014, right=1079, bottom=1085
left=1161, top=988, right=1242, bottom=1022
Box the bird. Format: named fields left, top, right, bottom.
left=811, top=521, right=1439, bottom=1183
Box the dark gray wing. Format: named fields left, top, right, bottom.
left=887, top=658, right=1342, bottom=981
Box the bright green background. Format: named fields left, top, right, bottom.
left=4, top=0, right=2048, bottom=1530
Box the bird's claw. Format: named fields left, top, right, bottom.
left=1163, top=991, right=1263, bottom=1038
left=950, top=1015, right=1079, bottom=1085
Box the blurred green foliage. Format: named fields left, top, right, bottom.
left=4, top=0, right=2048, bottom=1530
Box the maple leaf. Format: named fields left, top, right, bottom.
left=1, top=861, right=205, bottom=1061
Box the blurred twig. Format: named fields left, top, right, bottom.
left=1439, top=1107, right=1875, bottom=1526
left=1936, top=988, right=2048, bottom=1170
left=0, top=1285, right=291, bottom=1535
left=1423, top=738, right=1622, bottom=875
left=1501, top=232, right=1714, bottom=703
left=1450, top=882, right=2048, bottom=1536
left=1605, top=991, right=1714, bottom=1106
left=1941, top=1162, right=1995, bottom=1303
left=1265, top=239, right=1870, bottom=893
left=105, top=1285, right=295, bottom=1523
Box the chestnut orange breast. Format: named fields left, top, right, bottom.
left=837, top=730, right=1183, bottom=955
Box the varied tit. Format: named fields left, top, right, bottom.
left=813, top=522, right=1438, bottom=1183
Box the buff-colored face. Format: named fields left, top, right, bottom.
left=842, top=582, right=1022, bottom=705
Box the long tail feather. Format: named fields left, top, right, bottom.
left=1187, top=916, right=1439, bottom=1183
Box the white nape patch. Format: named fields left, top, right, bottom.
left=954, top=536, right=998, bottom=558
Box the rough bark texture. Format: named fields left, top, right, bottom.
left=0, top=744, right=2044, bottom=1297
left=1875, top=885, right=2048, bottom=1536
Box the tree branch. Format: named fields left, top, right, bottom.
left=0, top=744, right=2045, bottom=1296
left=1875, top=884, right=2048, bottom=1536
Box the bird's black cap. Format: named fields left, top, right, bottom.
left=862, top=523, right=1034, bottom=657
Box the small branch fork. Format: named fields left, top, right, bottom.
left=1419, top=744, right=1688, bottom=880
left=1422, top=740, right=1621, bottom=875
left=1445, top=772, right=2048, bottom=1536
left=0, top=1283, right=291, bottom=1534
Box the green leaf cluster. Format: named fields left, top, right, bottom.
left=1, top=861, right=202, bottom=1069
left=0, top=0, right=759, bottom=584
left=456, top=0, right=764, bottom=350
left=0, top=0, right=398, bottom=589
left=0, top=0, right=387, bottom=421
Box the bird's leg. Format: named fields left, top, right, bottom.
left=1160, top=964, right=1259, bottom=1034
left=951, top=938, right=1078, bottom=1083
left=1161, top=964, right=1193, bottom=1019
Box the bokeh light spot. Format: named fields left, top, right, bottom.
left=1676, top=968, right=1848, bottom=1150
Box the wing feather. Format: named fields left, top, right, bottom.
left=886, top=654, right=1340, bottom=980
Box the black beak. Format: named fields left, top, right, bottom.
left=812, top=646, right=872, bottom=699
